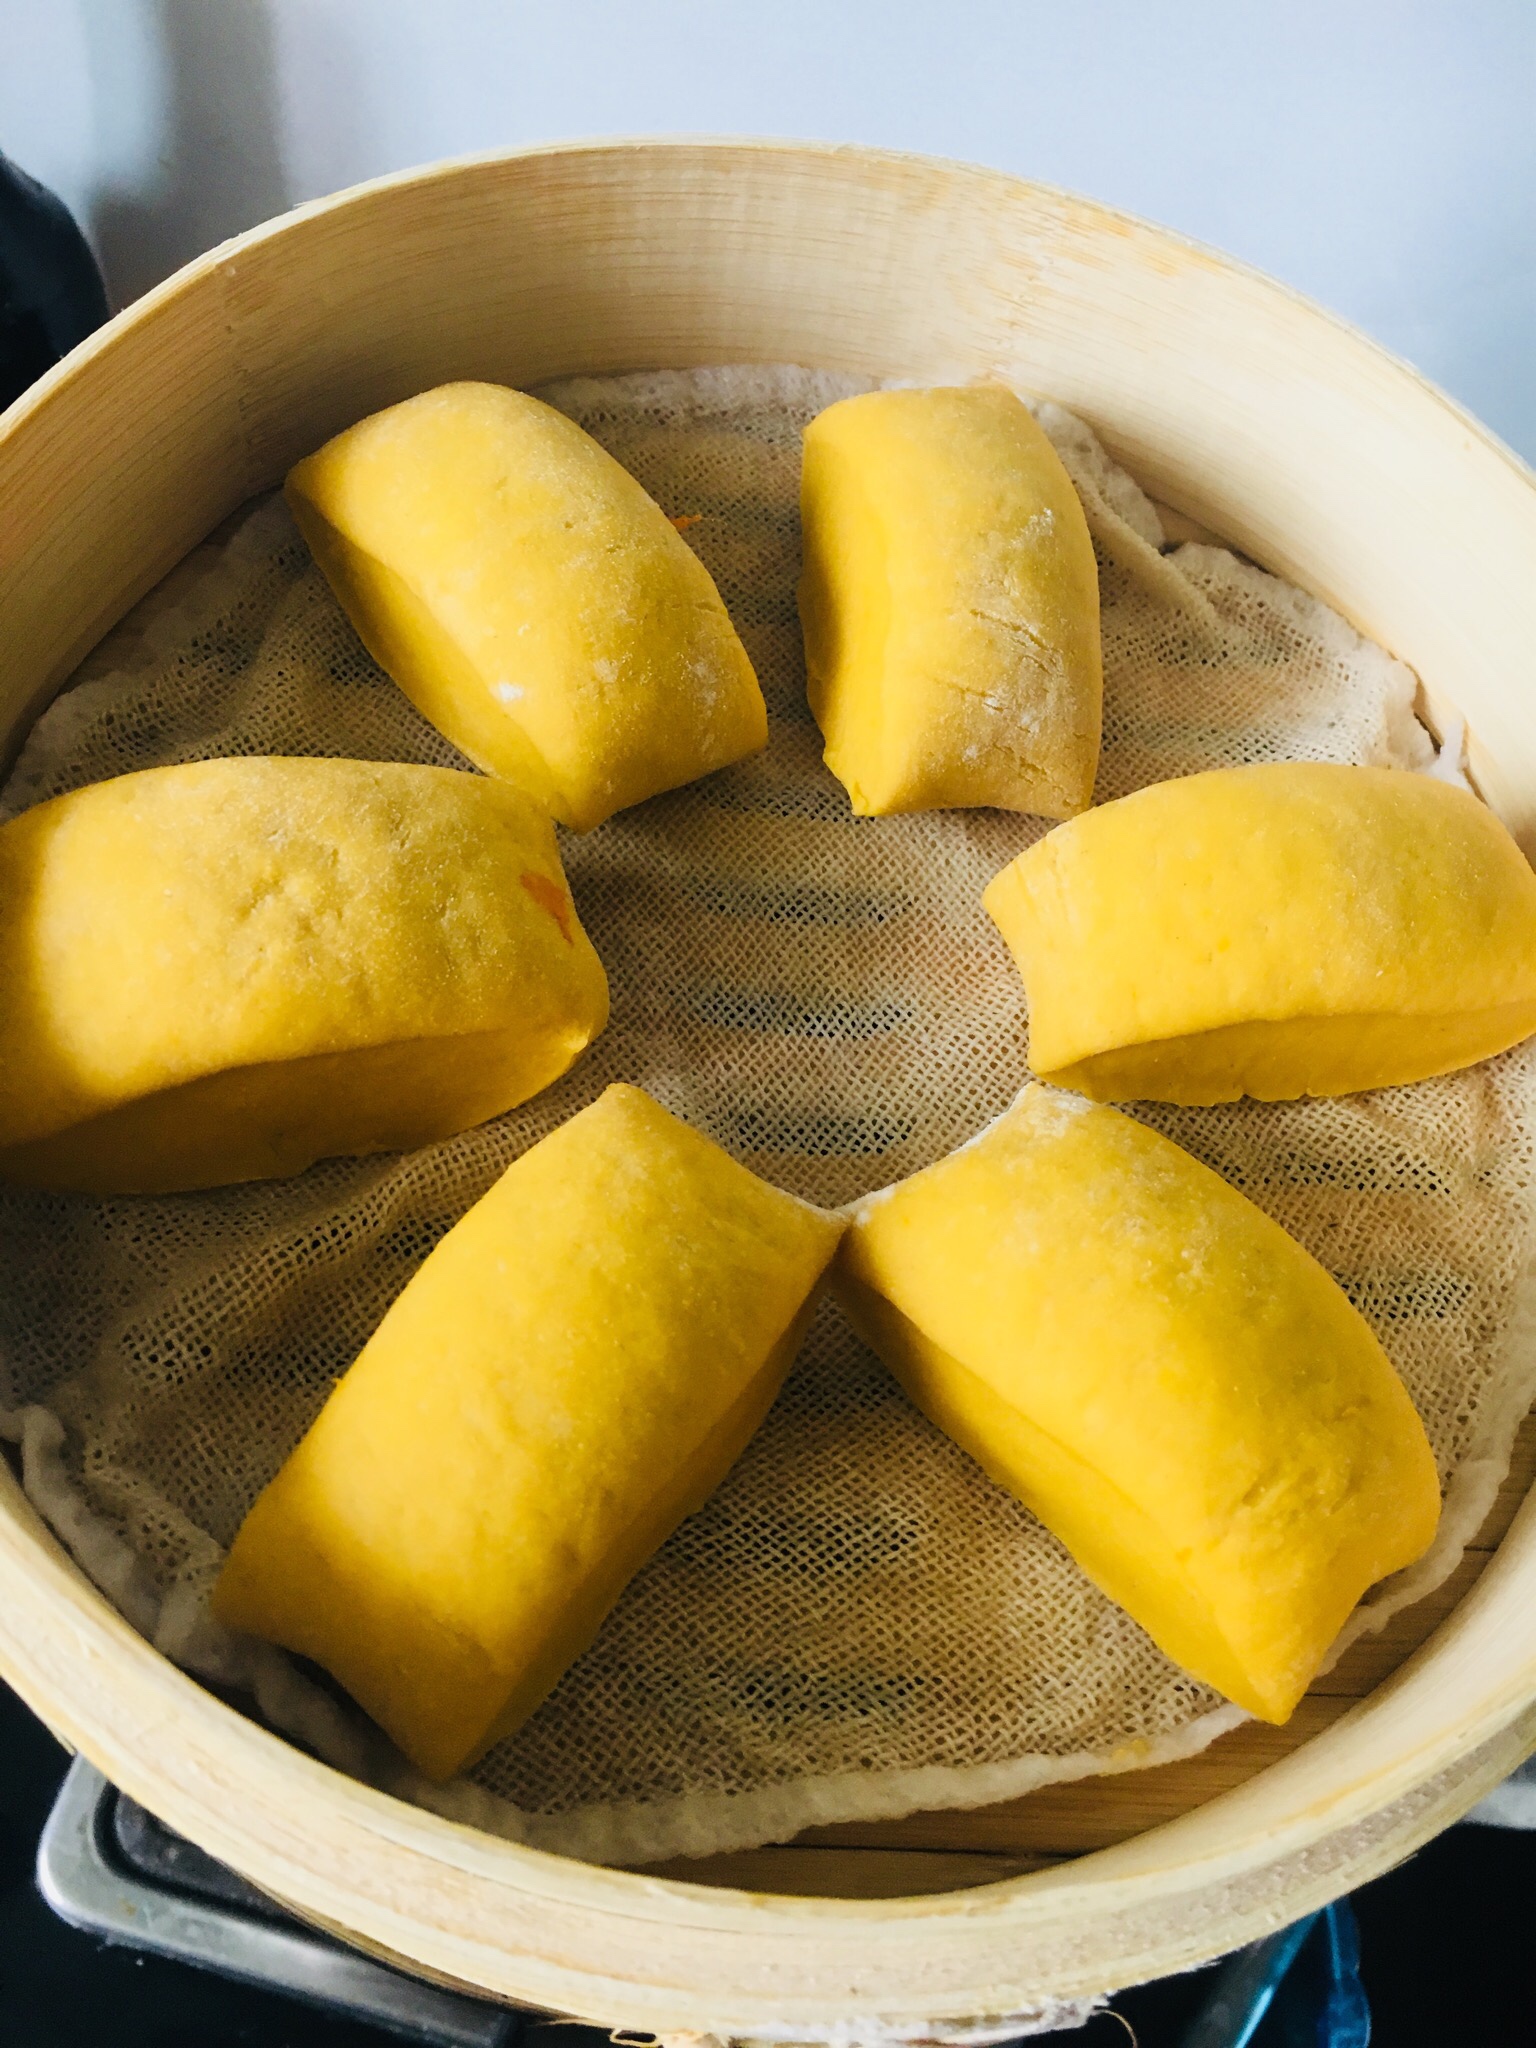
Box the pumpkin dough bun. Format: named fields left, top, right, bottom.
left=834, top=1085, right=1440, bottom=1723
left=213, top=1084, right=845, bottom=1781
left=286, top=382, right=767, bottom=831
left=987, top=762, right=1536, bottom=1104
left=798, top=383, right=1102, bottom=819
left=0, top=757, right=608, bottom=1194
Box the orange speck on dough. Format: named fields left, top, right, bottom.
left=520, top=870, right=574, bottom=943
left=669, top=512, right=703, bottom=531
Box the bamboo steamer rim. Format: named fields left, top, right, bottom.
left=2, top=138, right=1536, bottom=2028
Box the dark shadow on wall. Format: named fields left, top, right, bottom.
left=84, top=0, right=290, bottom=309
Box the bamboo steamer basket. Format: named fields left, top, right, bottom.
left=3, top=139, right=1536, bottom=2033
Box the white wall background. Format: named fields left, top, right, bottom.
left=4, top=1, right=1533, bottom=458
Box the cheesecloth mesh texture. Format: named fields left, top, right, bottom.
left=2, top=365, right=1534, bottom=1883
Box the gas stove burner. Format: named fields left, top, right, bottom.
left=37, top=1755, right=519, bottom=2045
